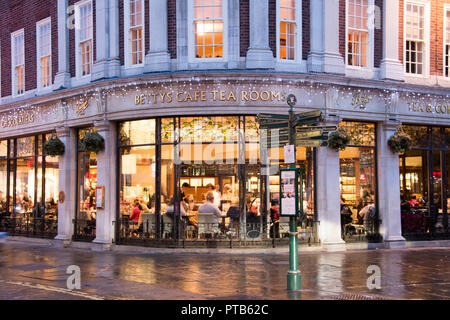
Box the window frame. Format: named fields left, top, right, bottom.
left=187, top=0, right=228, bottom=63
left=11, top=29, right=25, bottom=96
left=124, top=0, right=145, bottom=68
left=36, top=17, right=52, bottom=91
left=403, top=0, right=430, bottom=78
left=444, top=4, right=450, bottom=78
left=345, top=0, right=375, bottom=70
left=276, top=0, right=302, bottom=63
left=74, top=0, right=93, bottom=79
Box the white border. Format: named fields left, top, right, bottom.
left=344, top=0, right=375, bottom=73
left=403, top=0, right=430, bottom=79
left=187, top=0, right=228, bottom=63
left=124, top=0, right=145, bottom=69
left=74, top=0, right=93, bottom=81
left=36, top=17, right=52, bottom=94
left=11, top=29, right=25, bottom=97
left=275, top=0, right=302, bottom=64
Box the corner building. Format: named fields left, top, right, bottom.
left=0, top=0, right=449, bottom=250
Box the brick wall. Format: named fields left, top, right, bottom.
left=302, top=0, right=310, bottom=61
left=168, top=0, right=177, bottom=59
left=269, top=0, right=276, bottom=57
left=339, top=0, right=346, bottom=63
left=0, top=0, right=57, bottom=97
left=240, top=0, right=249, bottom=57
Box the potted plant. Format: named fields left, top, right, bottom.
left=43, top=134, right=65, bottom=156
left=80, top=130, right=105, bottom=153
left=388, top=129, right=412, bottom=153
left=327, top=128, right=351, bottom=151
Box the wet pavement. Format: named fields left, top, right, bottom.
left=0, top=241, right=449, bottom=300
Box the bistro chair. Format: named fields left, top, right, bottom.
left=197, top=213, right=219, bottom=239
left=142, top=213, right=156, bottom=237
left=162, top=214, right=173, bottom=239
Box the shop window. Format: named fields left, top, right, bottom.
left=75, top=128, right=97, bottom=240
left=400, top=126, right=450, bottom=238
left=339, top=122, right=377, bottom=241
left=278, top=0, right=301, bottom=61
left=125, top=0, right=145, bottom=67
left=11, top=29, right=25, bottom=95
left=191, top=0, right=226, bottom=59
left=346, top=0, right=373, bottom=68
left=37, top=18, right=52, bottom=89
left=75, top=0, right=93, bottom=77
left=405, top=2, right=427, bottom=75
left=0, top=135, right=58, bottom=238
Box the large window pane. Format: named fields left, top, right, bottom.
left=119, top=119, right=156, bottom=145
left=15, top=157, right=35, bottom=215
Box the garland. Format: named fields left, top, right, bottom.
left=327, top=128, right=351, bottom=151
left=43, top=134, right=65, bottom=156
left=388, top=129, right=412, bottom=153
left=80, top=130, right=105, bottom=153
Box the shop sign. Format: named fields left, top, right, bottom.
left=1, top=111, right=35, bottom=128
left=408, top=102, right=450, bottom=115
left=134, top=89, right=287, bottom=105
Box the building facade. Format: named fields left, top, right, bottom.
left=0, top=0, right=449, bottom=250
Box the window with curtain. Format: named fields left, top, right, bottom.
left=193, top=0, right=224, bottom=59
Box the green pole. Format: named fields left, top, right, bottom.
left=287, top=105, right=301, bottom=291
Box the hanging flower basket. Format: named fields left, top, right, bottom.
left=327, top=128, right=351, bottom=151
left=43, top=134, right=65, bottom=157
left=80, top=130, right=105, bottom=153
left=388, top=130, right=412, bottom=153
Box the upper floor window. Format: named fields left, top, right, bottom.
left=11, top=30, right=25, bottom=95
left=125, top=0, right=145, bottom=67
left=37, top=18, right=52, bottom=89
left=346, top=0, right=373, bottom=68
left=445, top=8, right=450, bottom=78
left=277, top=0, right=301, bottom=61
left=75, top=0, right=93, bottom=77
left=405, top=2, right=427, bottom=75
left=192, top=0, right=225, bottom=59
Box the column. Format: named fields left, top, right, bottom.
left=316, top=116, right=346, bottom=251
left=377, top=120, right=406, bottom=248
left=54, top=126, right=77, bottom=247
left=307, top=0, right=345, bottom=74
left=92, top=120, right=117, bottom=249
left=145, top=0, right=171, bottom=72
left=92, top=0, right=121, bottom=80
left=53, top=0, right=71, bottom=90
left=245, top=0, right=275, bottom=69
left=379, top=0, right=404, bottom=80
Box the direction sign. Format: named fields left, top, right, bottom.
left=296, top=130, right=323, bottom=139
left=297, top=125, right=337, bottom=132
left=295, top=110, right=322, bottom=119
left=257, top=114, right=289, bottom=121
left=295, top=139, right=328, bottom=147
left=259, top=121, right=289, bottom=129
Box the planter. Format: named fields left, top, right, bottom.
left=80, top=130, right=105, bottom=153
left=327, top=128, right=351, bottom=151
left=43, top=134, right=65, bottom=156
left=388, top=130, right=412, bottom=153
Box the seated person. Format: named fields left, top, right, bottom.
left=400, top=195, right=411, bottom=214
left=139, top=198, right=151, bottom=213
left=409, top=195, right=420, bottom=208
left=165, top=198, right=187, bottom=217
left=198, top=191, right=222, bottom=225
left=358, top=204, right=375, bottom=230
left=130, top=199, right=141, bottom=222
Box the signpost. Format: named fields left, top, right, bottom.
left=257, top=95, right=335, bottom=292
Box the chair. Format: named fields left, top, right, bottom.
left=162, top=214, right=173, bottom=239
left=197, top=213, right=219, bottom=239
left=142, top=213, right=156, bottom=236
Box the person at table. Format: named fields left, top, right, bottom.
left=165, top=197, right=187, bottom=217
left=181, top=182, right=190, bottom=203
left=198, top=191, right=222, bottom=225
left=400, top=195, right=411, bottom=214
left=409, top=195, right=420, bottom=208
left=139, top=198, right=151, bottom=213
left=221, top=184, right=233, bottom=202
left=206, top=184, right=221, bottom=207
left=130, top=199, right=141, bottom=222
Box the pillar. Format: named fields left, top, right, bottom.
left=316, top=116, right=346, bottom=251
left=54, top=126, right=77, bottom=246
left=379, top=0, right=404, bottom=81
left=53, top=0, right=71, bottom=90
left=92, top=120, right=117, bottom=249
left=377, top=120, right=406, bottom=248
left=145, top=0, right=171, bottom=72
left=246, top=0, right=275, bottom=69
left=308, top=0, right=345, bottom=74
